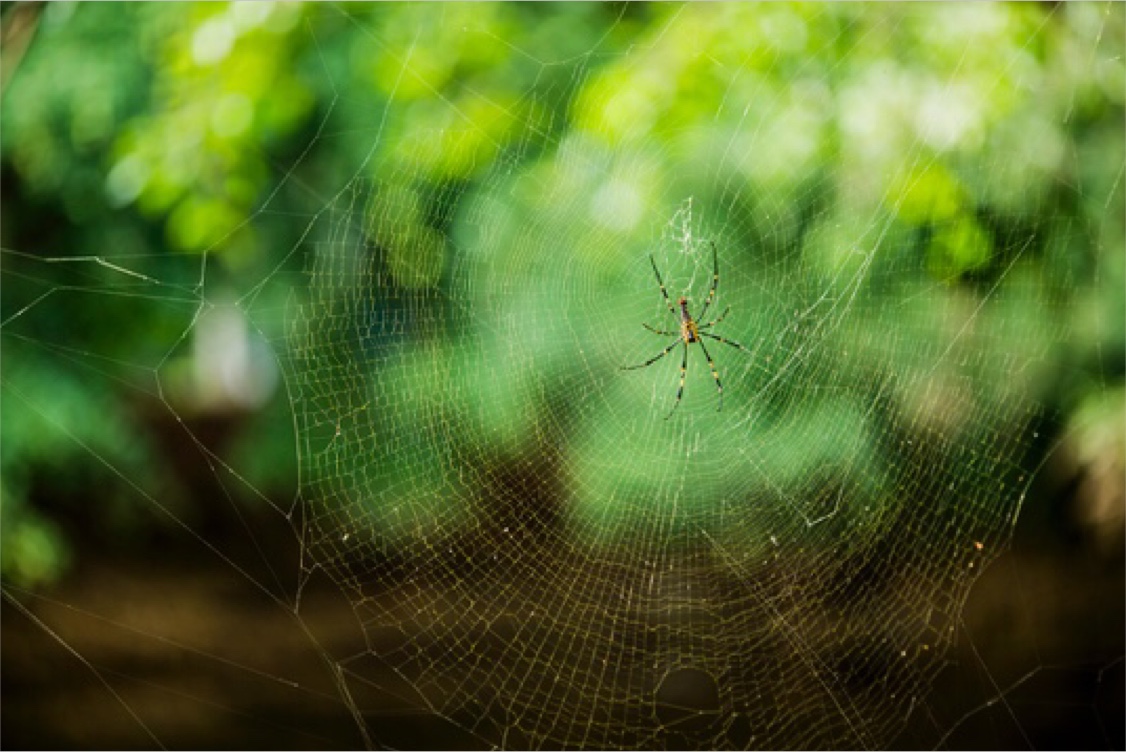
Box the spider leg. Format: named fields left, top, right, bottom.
left=696, top=338, right=724, bottom=412
left=696, top=241, right=720, bottom=322
left=699, top=305, right=730, bottom=330
left=700, top=331, right=751, bottom=353
left=649, top=255, right=679, bottom=318
left=700, top=332, right=774, bottom=376
left=642, top=323, right=678, bottom=336
left=666, top=342, right=689, bottom=420
left=621, top=338, right=680, bottom=371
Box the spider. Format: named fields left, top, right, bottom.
left=622, top=242, right=753, bottom=419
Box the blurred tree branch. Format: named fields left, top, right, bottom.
left=0, top=2, right=42, bottom=92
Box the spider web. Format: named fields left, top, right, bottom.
left=2, top=3, right=1123, bottom=750
left=286, top=4, right=1118, bottom=748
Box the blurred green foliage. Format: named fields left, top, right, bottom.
left=2, top=3, right=1123, bottom=584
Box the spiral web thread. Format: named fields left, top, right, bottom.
left=0, top=3, right=1120, bottom=749
left=284, top=5, right=1116, bottom=749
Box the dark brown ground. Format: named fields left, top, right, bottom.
left=3, top=497, right=1122, bottom=751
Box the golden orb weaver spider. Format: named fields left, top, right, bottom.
left=622, top=241, right=753, bottom=419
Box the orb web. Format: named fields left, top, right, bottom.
left=283, top=4, right=1114, bottom=748
left=1, top=2, right=1119, bottom=749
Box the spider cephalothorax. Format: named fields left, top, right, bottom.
left=622, top=242, right=753, bottom=418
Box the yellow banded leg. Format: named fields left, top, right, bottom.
left=697, top=240, right=721, bottom=321
left=649, top=255, right=679, bottom=317
left=665, top=343, right=689, bottom=420
left=697, top=338, right=724, bottom=411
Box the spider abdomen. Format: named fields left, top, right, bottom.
left=678, top=297, right=699, bottom=342
left=682, top=321, right=700, bottom=343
